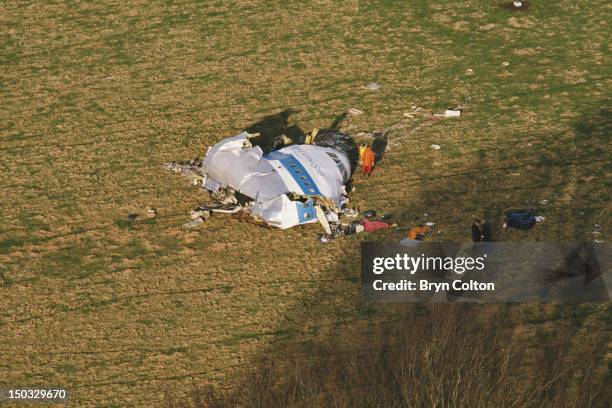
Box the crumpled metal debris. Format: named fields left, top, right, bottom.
left=182, top=217, right=204, bottom=229
left=163, top=159, right=202, bottom=176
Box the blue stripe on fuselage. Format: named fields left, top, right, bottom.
left=264, top=151, right=322, bottom=196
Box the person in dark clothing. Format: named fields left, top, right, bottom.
left=481, top=221, right=492, bottom=242
left=471, top=220, right=482, bottom=242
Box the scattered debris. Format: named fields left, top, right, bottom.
left=444, top=109, right=461, bottom=117
left=540, top=199, right=548, bottom=205
left=342, top=207, right=359, bottom=218
left=146, top=206, right=157, bottom=218
left=195, top=204, right=242, bottom=214
left=363, top=209, right=377, bottom=218
left=318, top=213, right=397, bottom=242
left=465, top=68, right=474, bottom=75
left=583, top=175, right=595, bottom=182
left=163, top=160, right=203, bottom=180
left=347, top=107, right=363, bottom=115
left=430, top=144, right=441, bottom=150
left=504, top=210, right=543, bottom=230
left=502, top=61, right=510, bottom=67
left=177, top=129, right=359, bottom=231
left=502, top=0, right=529, bottom=11
left=182, top=217, right=204, bottom=229
left=365, top=82, right=381, bottom=90
left=318, top=235, right=331, bottom=243
left=190, top=209, right=211, bottom=220
left=403, top=106, right=424, bottom=119
left=315, top=205, right=332, bottom=235
left=127, top=213, right=138, bottom=222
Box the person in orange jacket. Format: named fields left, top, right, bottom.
left=361, top=144, right=375, bottom=177
left=407, top=225, right=430, bottom=240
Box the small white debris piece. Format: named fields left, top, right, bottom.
left=594, top=239, right=604, bottom=244
left=190, top=210, right=203, bottom=219
left=466, top=68, right=474, bottom=75
left=347, top=107, right=363, bottom=115
left=365, top=82, right=381, bottom=90
left=182, top=217, right=204, bottom=228
left=430, top=144, right=441, bottom=150
left=502, top=61, right=510, bottom=66
left=540, top=199, right=548, bottom=205
left=404, top=106, right=423, bottom=118
left=425, top=222, right=435, bottom=227
left=535, top=216, right=546, bottom=222
left=444, top=109, right=461, bottom=117
left=315, top=206, right=332, bottom=235
left=513, top=1, right=523, bottom=8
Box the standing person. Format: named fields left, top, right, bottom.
left=358, top=143, right=366, bottom=164
left=481, top=220, right=492, bottom=242
left=471, top=220, right=481, bottom=242
left=361, top=144, right=375, bottom=177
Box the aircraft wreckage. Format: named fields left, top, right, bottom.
left=166, top=128, right=362, bottom=232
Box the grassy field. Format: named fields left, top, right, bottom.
left=1, top=1, right=610, bottom=406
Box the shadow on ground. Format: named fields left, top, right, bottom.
left=165, top=105, right=611, bottom=407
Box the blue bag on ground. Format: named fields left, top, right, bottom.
left=506, top=211, right=537, bottom=230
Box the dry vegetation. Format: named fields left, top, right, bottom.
left=0, top=0, right=610, bottom=407
left=166, top=305, right=610, bottom=407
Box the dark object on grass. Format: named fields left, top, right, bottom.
left=482, top=221, right=493, bottom=242
left=381, top=213, right=393, bottom=221
left=505, top=211, right=536, bottom=230
left=127, top=213, right=138, bottom=221
left=363, top=209, right=377, bottom=218
left=471, top=221, right=482, bottom=242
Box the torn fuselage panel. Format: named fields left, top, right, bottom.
left=201, top=132, right=352, bottom=229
